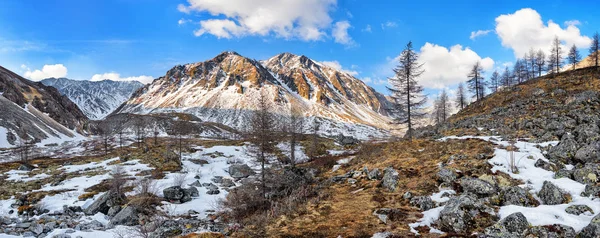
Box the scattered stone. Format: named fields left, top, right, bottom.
left=525, top=224, right=576, bottom=238
left=572, top=164, right=599, bottom=185
left=163, top=186, right=185, bottom=202
left=534, top=159, right=557, bottom=171
left=347, top=178, right=357, bottom=184
left=211, top=176, right=223, bottom=184
left=220, top=178, right=235, bottom=187
left=501, top=186, right=534, bottom=207
left=484, top=212, right=529, bottom=237
left=460, top=177, right=497, bottom=197
left=18, top=163, right=35, bottom=171
left=538, top=181, right=569, bottom=205
left=579, top=213, right=600, bottom=238
left=228, top=164, right=255, bottom=179
left=109, top=206, right=139, bottom=226
left=565, top=204, right=594, bottom=215
left=438, top=194, right=495, bottom=233
left=372, top=208, right=404, bottom=224
left=437, top=167, right=458, bottom=184
left=367, top=168, right=382, bottom=180
left=380, top=167, right=399, bottom=192
left=185, top=187, right=199, bottom=197
left=555, top=169, right=573, bottom=179
left=84, top=192, right=123, bottom=215
left=410, top=196, right=434, bottom=211
left=402, top=191, right=413, bottom=200
left=107, top=206, right=121, bottom=217
left=189, top=180, right=202, bottom=187
left=336, top=134, right=360, bottom=146
left=575, top=145, right=600, bottom=163
left=582, top=184, right=600, bottom=197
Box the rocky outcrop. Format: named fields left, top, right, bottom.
left=438, top=194, right=496, bottom=233
left=538, top=181, right=569, bottom=205
left=380, top=167, right=399, bottom=192
left=484, top=212, right=529, bottom=237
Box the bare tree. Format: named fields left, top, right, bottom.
left=248, top=89, right=278, bottom=199
left=14, top=137, right=34, bottom=164
left=489, top=70, right=500, bottom=93
left=98, top=121, right=113, bottom=156
left=501, top=66, right=512, bottom=87
left=387, top=41, right=427, bottom=140
left=285, top=104, right=304, bottom=166
left=527, top=48, right=537, bottom=78
left=309, top=118, right=321, bottom=159
left=152, top=122, right=160, bottom=146
left=115, top=115, right=129, bottom=150
left=568, top=44, right=581, bottom=70
left=171, top=122, right=190, bottom=162
left=513, top=59, right=526, bottom=84
left=133, top=117, right=147, bottom=151
left=467, top=61, right=486, bottom=101
left=535, top=49, right=546, bottom=77
left=548, top=36, right=563, bottom=74
left=432, top=89, right=451, bottom=124
left=590, top=32, right=600, bottom=68
left=455, top=82, right=467, bottom=110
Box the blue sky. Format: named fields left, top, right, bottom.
left=1, top=0, right=598, bottom=97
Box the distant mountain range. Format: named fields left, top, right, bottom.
left=115, top=51, right=394, bottom=139
left=41, top=77, right=143, bottom=120
left=0, top=66, right=88, bottom=147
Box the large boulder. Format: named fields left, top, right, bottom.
left=572, top=164, right=599, bottom=185
left=83, top=192, right=124, bottom=215
left=501, top=186, right=535, bottom=207
left=163, top=186, right=185, bottom=202
left=484, top=212, right=529, bottom=237
left=380, top=167, right=399, bottom=192
left=437, top=167, right=458, bottom=184
left=538, top=181, right=569, bottom=205
left=575, top=144, right=600, bottom=163
left=438, top=194, right=495, bottom=233
left=410, top=196, right=434, bottom=211
left=228, top=164, right=255, bottom=179
left=579, top=213, right=600, bottom=238
left=524, top=224, right=576, bottom=238
left=460, top=177, right=497, bottom=197
left=547, top=134, right=578, bottom=163
left=109, top=206, right=139, bottom=226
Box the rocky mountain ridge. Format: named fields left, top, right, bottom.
left=41, top=77, right=143, bottom=120
left=115, top=51, right=394, bottom=139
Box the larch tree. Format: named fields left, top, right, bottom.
left=248, top=89, right=278, bottom=199
left=284, top=103, right=304, bottom=166
left=501, top=66, right=512, bottom=87
left=590, top=32, right=599, bottom=67
left=528, top=48, right=537, bottom=78
left=489, top=70, right=500, bottom=93
left=387, top=41, right=427, bottom=141
left=432, top=89, right=451, bottom=124
left=535, top=49, right=546, bottom=77
left=467, top=61, right=486, bottom=101
left=548, top=36, right=563, bottom=74
left=455, top=82, right=468, bottom=110
left=568, top=44, right=581, bottom=70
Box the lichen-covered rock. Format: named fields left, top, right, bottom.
left=538, top=181, right=569, bottom=205
left=438, top=194, right=496, bottom=233
left=484, top=212, right=529, bottom=237
left=501, top=186, right=534, bottom=207
left=380, top=167, right=399, bottom=192
left=565, top=204, right=594, bottom=215
left=575, top=144, right=600, bottom=163
left=410, top=196, right=434, bottom=211
left=437, top=167, right=458, bottom=184
left=367, top=168, right=382, bottom=180
left=109, top=206, right=139, bottom=226
left=163, top=186, right=185, bottom=202
left=547, top=134, right=578, bottom=163
left=524, top=224, right=576, bottom=238
left=579, top=213, right=600, bottom=238
left=460, top=177, right=497, bottom=197
left=582, top=184, right=600, bottom=197
left=228, top=164, right=255, bottom=179
left=554, top=169, right=573, bottom=179
left=534, top=159, right=558, bottom=172
left=572, top=164, right=599, bottom=185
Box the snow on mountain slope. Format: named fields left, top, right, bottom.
left=41, top=78, right=143, bottom=120
left=0, top=66, right=88, bottom=147
left=115, top=52, right=393, bottom=139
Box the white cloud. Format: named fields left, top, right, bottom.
left=495, top=8, right=592, bottom=57
left=332, top=21, right=355, bottom=46
left=24, top=64, right=68, bottom=81
left=362, top=24, right=372, bottom=33
left=321, top=60, right=359, bottom=76
left=179, top=0, right=337, bottom=42
left=564, top=20, right=581, bottom=26
left=362, top=77, right=372, bottom=83
left=381, top=21, right=397, bottom=29
left=90, top=73, right=154, bottom=84
left=416, top=43, right=494, bottom=89
left=178, top=18, right=192, bottom=25
left=470, top=29, right=492, bottom=40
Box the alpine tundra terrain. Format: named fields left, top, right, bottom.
left=2, top=2, right=600, bottom=237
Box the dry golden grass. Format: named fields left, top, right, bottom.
left=265, top=138, right=498, bottom=237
